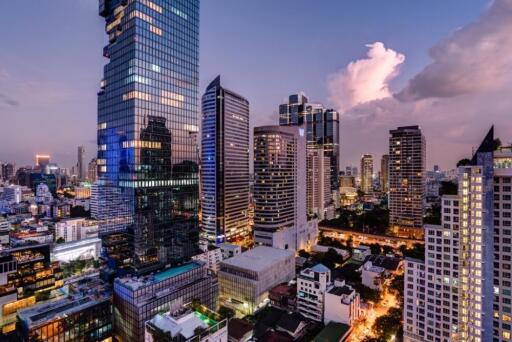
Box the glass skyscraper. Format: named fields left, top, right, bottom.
left=201, top=76, right=250, bottom=247
left=279, top=93, right=340, bottom=190
left=96, top=0, right=200, bottom=274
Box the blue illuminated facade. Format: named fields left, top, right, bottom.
left=96, top=0, right=200, bottom=274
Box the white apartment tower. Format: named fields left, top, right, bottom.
left=360, top=154, right=373, bottom=193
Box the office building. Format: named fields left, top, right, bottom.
left=201, top=76, right=250, bottom=247
left=279, top=93, right=340, bottom=191
left=253, top=125, right=309, bottom=250
left=113, top=261, right=217, bottom=341
left=360, top=154, right=373, bottom=193
left=389, top=126, right=426, bottom=237
left=55, top=218, right=99, bottom=242
left=1, top=163, right=15, bottom=182
left=380, top=154, right=389, bottom=193
left=97, top=0, right=200, bottom=273
left=218, top=246, right=295, bottom=315
left=16, top=278, right=112, bottom=342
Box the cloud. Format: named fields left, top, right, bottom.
left=398, top=0, right=512, bottom=101
left=327, top=42, right=405, bottom=112
left=0, top=93, right=18, bottom=107
left=334, top=0, right=512, bottom=169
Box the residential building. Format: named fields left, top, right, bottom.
left=201, top=76, right=250, bottom=247
left=87, top=158, right=97, bottom=183
left=113, top=261, right=218, bottom=341
left=55, top=218, right=99, bottom=242
left=324, top=279, right=360, bottom=326
left=16, top=278, right=112, bottom=342
left=269, top=283, right=297, bottom=311
left=192, top=247, right=223, bottom=272
left=360, top=154, right=373, bottom=193
left=0, top=217, right=10, bottom=248
left=97, top=0, right=200, bottom=272
left=360, top=261, right=385, bottom=290
left=1, top=163, right=15, bottom=182
left=380, top=154, right=389, bottom=193
left=253, top=125, right=309, bottom=250
left=145, top=305, right=227, bottom=342
left=389, top=126, right=426, bottom=238
left=279, top=93, right=340, bottom=191
left=297, top=264, right=331, bottom=322
left=219, top=243, right=241, bottom=259
left=218, top=246, right=295, bottom=315
left=228, top=319, right=254, bottom=342
left=307, top=148, right=335, bottom=220
left=403, top=258, right=426, bottom=342
left=35, top=155, right=50, bottom=170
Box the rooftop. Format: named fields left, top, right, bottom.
left=228, top=318, right=254, bottom=340
left=116, top=261, right=203, bottom=291
left=313, top=322, right=351, bottom=342
left=220, top=246, right=294, bottom=273
left=364, top=254, right=401, bottom=271
left=328, top=285, right=354, bottom=296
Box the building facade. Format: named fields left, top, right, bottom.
left=77, top=146, right=86, bottom=182
left=297, top=264, right=331, bottom=322
left=201, top=76, right=250, bottom=247
left=253, top=126, right=307, bottom=250
left=97, top=0, right=200, bottom=273
left=389, top=126, right=426, bottom=237
left=218, top=246, right=295, bottom=315
left=113, top=261, right=218, bottom=342
left=380, top=154, right=389, bottom=193
left=279, top=93, right=340, bottom=191
left=307, top=148, right=335, bottom=220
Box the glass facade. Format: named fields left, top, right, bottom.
left=96, top=0, right=200, bottom=273
left=201, top=76, right=250, bottom=247
left=279, top=93, right=339, bottom=190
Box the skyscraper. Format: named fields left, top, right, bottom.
left=87, top=158, right=97, bottom=183
left=201, top=76, right=250, bottom=247
left=279, top=93, right=340, bottom=191
left=389, top=126, right=425, bottom=237
left=77, top=146, right=85, bottom=181
left=360, top=154, right=373, bottom=193
left=380, top=154, right=389, bottom=193
left=253, top=125, right=314, bottom=250
left=97, top=0, right=200, bottom=273
left=35, top=154, right=50, bottom=170
left=307, top=148, right=334, bottom=220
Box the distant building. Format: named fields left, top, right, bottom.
left=77, top=146, right=85, bottom=181
left=380, top=154, right=389, bottom=193
left=87, top=158, right=97, bottom=183
left=389, top=126, right=425, bottom=237
left=307, top=148, right=335, bottom=220
left=360, top=155, right=373, bottom=193
left=279, top=93, right=340, bottom=191
left=35, top=155, right=50, bottom=170
left=218, top=246, right=295, bottom=315
left=201, top=76, right=250, bottom=247
left=55, top=218, right=98, bottom=242
left=0, top=217, right=10, bottom=248
left=113, top=261, right=218, bottom=341
left=1, top=163, right=15, bottom=182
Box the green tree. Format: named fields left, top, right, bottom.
left=369, top=243, right=382, bottom=255
left=218, top=306, right=235, bottom=319
left=456, top=158, right=471, bottom=167
left=56, top=237, right=65, bottom=244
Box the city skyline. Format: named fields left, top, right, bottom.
left=3, top=0, right=510, bottom=170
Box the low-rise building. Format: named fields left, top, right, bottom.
left=145, top=304, right=227, bottom=342
left=192, top=246, right=223, bottom=272
left=54, top=218, right=99, bottom=242
left=16, top=277, right=112, bottom=342
left=312, top=322, right=351, bottom=342
left=219, top=243, right=242, bottom=259
left=228, top=319, right=254, bottom=342
left=51, top=238, right=102, bottom=262
left=218, top=246, right=295, bottom=315
left=324, top=279, right=360, bottom=326
left=269, top=283, right=297, bottom=311
left=113, top=261, right=218, bottom=341
left=352, top=245, right=371, bottom=262
left=360, top=261, right=385, bottom=290
left=297, top=264, right=331, bottom=322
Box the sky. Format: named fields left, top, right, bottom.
left=2, top=0, right=510, bottom=171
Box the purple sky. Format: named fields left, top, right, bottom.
left=2, top=0, right=509, bottom=172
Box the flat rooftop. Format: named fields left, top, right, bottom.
left=220, top=246, right=294, bottom=273
left=116, top=261, right=203, bottom=291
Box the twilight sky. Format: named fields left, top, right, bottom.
left=1, top=0, right=510, bottom=171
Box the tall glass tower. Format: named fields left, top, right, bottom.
left=96, top=0, right=200, bottom=274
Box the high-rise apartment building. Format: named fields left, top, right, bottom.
left=97, top=0, right=200, bottom=273
left=253, top=125, right=311, bottom=250
left=77, top=146, right=85, bottom=181
left=201, top=76, right=250, bottom=247
left=87, top=158, right=97, bottom=183
left=380, top=154, right=389, bottom=193
left=279, top=93, right=340, bottom=191
left=1, top=163, right=15, bottom=182
left=360, top=154, right=373, bottom=193
left=389, top=126, right=425, bottom=237
left=307, top=148, right=334, bottom=220
left=403, top=127, right=503, bottom=342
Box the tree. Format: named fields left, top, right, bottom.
left=439, top=181, right=458, bottom=196
left=382, top=245, right=393, bottom=255
left=389, top=274, right=404, bottom=301
left=218, top=306, right=235, bottom=319
left=494, top=138, right=502, bottom=151
left=194, top=327, right=206, bottom=336
left=402, top=243, right=425, bottom=260
left=369, top=243, right=382, bottom=255
left=373, top=311, right=401, bottom=339
left=456, top=158, right=471, bottom=167
left=354, top=283, right=381, bottom=303
left=56, top=237, right=65, bottom=244
left=298, top=250, right=310, bottom=259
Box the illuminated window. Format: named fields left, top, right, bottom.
left=123, top=91, right=151, bottom=101
left=150, top=25, right=162, bottom=36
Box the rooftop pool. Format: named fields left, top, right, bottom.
left=153, top=262, right=201, bottom=282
